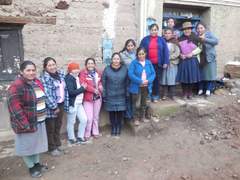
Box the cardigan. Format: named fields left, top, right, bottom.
left=79, top=69, right=103, bottom=102
left=128, top=59, right=156, bottom=94
left=202, top=31, right=218, bottom=63
left=140, top=35, right=170, bottom=66
left=40, top=70, right=69, bottom=118
left=65, top=74, right=85, bottom=107
left=7, top=77, right=44, bottom=134
left=102, top=65, right=128, bottom=111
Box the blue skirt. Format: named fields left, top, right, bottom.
left=176, top=57, right=201, bottom=84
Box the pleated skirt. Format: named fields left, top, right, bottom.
left=176, top=57, right=201, bottom=84
left=160, top=64, right=178, bottom=86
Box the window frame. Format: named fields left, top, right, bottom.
left=0, top=24, right=24, bottom=81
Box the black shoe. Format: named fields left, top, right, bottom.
left=76, top=137, right=88, bottom=145
left=68, top=139, right=76, bottom=146
left=34, top=163, right=48, bottom=173
left=29, top=166, right=42, bottom=178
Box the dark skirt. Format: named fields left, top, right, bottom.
left=176, top=57, right=201, bottom=84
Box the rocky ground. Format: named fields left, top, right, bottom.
left=0, top=85, right=240, bottom=180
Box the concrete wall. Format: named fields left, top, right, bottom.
left=210, top=5, right=240, bottom=75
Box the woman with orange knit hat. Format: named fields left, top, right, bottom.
left=65, top=62, right=88, bottom=145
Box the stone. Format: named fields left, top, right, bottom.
left=232, top=174, right=239, bottom=179
left=55, top=1, right=69, bottom=10
left=224, top=62, right=240, bottom=79
left=122, top=157, right=129, bottom=161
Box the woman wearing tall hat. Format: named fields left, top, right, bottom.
left=177, top=21, right=201, bottom=99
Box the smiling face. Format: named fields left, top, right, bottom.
left=20, top=64, right=36, bottom=81
left=183, top=28, right=192, bottom=37
left=45, top=60, right=57, bottom=74
left=167, top=18, right=175, bottom=28
left=112, top=54, right=121, bottom=67
left=86, top=59, right=96, bottom=71
left=164, top=29, right=173, bottom=40
left=197, top=24, right=206, bottom=35
left=137, top=49, right=146, bottom=61
left=126, top=41, right=135, bottom=53
left=70, top=69, right=80, bottom=77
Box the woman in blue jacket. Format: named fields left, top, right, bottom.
left=128, top=47, right=156, bottom=126
left=140, top=23, right=169, bottom=102
left=196, top=22, right=219, bottom=96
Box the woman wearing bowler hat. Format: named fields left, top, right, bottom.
left=176, top=21, right=201, bottom=99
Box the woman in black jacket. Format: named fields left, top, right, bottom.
left=102, top=53, right=128, bottom=137
left=65, top=62, right=88, bottom=145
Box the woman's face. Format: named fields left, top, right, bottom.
left=164, top=30, right=173, bottom=40
left=71, top=69, right=80, bottom=77
left=112, top=54, right=121, bottom=67
left=150, top=26, right=158, bottom=37
left=183, top=28, right=192, bottom=36
left=45, top=60, right=57, bottom=74
left=197, top=24, right=206, bottom=35
left=20, top=64, right=36, bottom=81
left=126, top=41, right=135, bottom=52
left=137, top=50, right=146, bottom=61
left=86, top=60, right=96, bottom=71
left=167, top=19, right=175, bottom=28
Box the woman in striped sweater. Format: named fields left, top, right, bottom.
left=7, top=61, right=48, bottom=178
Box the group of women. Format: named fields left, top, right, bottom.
left=7, top=19, right=218, bottom=178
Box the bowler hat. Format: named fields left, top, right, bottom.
left=181, top=22, right=193, bottom=30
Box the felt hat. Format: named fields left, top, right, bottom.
left=181, top=21, right=193, bottom=30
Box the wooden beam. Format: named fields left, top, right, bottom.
left=0, top=16, right=57, bottom=25
left=0, top=0, right=12, bottom=5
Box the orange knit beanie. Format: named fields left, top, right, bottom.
left=68, top=62, right=80, bottom=72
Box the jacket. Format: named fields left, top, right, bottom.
left=203, top=31, right=218, bottom=63
left=65, top=74, right=85, bottom=107
left=40, top=70, right=69, bottom=118
left=140, top=35, right=170, bottom=66
left=128, top=59, right=156, bottom=94
left=102, top=65, right=128, bottom=111
left=79, top=69, right=103, bottom=102
left=7, top=77, right=44, bottom=134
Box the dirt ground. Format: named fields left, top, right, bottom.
left=1, top=91, right=240, bottom=180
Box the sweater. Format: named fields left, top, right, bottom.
left=128, top=59, right=156, bottom=95
left=140, top=35, right=170, bottom=66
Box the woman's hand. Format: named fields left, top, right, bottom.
left=81, top=82, right=87, bottom=89
left=180, top=54, right=186, bottom=60
left=142, top=80, right=148, bottom=86
left=54, top=108, right=60, bottom=115
left=199, top=34, right=205, bottom=42
left=163, top=64, right=168, bottom=69
left=186, top=52, right=193, bottom=58
left=94, top=89, right=99, bottom=95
